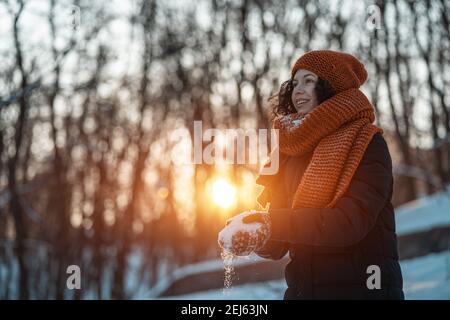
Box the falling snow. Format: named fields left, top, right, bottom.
left=221, top=249, right=235, bottom=294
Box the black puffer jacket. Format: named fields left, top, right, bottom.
left=256, top=132, right=404, bottom=300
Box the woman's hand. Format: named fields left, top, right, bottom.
left=219, top=211, right=271, bottom=256
left=243, top=211, right=271, bottom=251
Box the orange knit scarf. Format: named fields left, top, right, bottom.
left=257, top=88, right=383, bottom=209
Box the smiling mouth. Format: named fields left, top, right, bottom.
left=295, top=99, right=310, bottom=107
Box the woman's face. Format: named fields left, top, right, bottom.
left=291, top=69, right=319, bottom=114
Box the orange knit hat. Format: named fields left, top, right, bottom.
left=291, top=50, right=368, bottom=93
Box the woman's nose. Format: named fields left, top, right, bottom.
left=294, top=86, right=305, bottom=94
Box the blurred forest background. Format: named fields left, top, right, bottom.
left=0, top=0, right=449, bottom=299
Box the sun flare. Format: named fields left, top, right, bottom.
left=211, top=178, right=237, bottom=209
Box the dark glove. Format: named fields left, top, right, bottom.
left=242, top=211, right=270, bottom=224
left=243, top=211, right=272, bottom=253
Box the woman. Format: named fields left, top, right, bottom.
left=239, top=50, right=404, bottom=299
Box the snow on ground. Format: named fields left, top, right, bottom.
left=401, top=250, right=450, bottom=299
left=157, top=250, right=450, bottom=300
left=395, top=187, right=450, bottom=236
left=147, top=253, right=267, bottom=298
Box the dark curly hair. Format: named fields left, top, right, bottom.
left=269, top=77, right=335, bottom=118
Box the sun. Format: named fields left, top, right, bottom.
left=211, top=178, right=237, bottom=209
